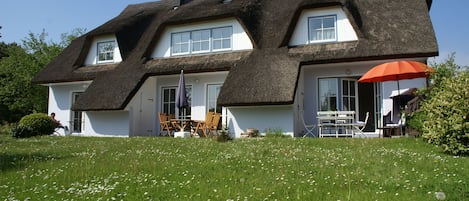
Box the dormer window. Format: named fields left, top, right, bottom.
left=97, top=41, right=115, bottom=63
left=309, top=15, right=337, bottom=43
left=171, top=26, right=233, bottom=56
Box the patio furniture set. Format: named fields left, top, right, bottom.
left=158, top=112, right=221, bottom=137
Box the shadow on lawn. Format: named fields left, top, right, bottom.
left=0, top=153, right=65, bottom=172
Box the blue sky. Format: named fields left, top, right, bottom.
left=0, top=0, right=468, bottom=66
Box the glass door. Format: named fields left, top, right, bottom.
left=341, top=78, right=357, bottom=112
left=318, top=78, right=357, bottom=112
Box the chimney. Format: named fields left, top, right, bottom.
left=173, top=0, right=191, bottom=8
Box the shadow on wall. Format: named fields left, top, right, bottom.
left=87, top=111, right=130, bottom=136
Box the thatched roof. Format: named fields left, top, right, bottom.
left=33, top=0, right=438, bottom=111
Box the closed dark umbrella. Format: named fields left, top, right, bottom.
left=176, top=70, right=188, bottom=117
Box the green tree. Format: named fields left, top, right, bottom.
left=419, top=54, right=469, bottom=155
left=0, top=29, right=84, bottom=123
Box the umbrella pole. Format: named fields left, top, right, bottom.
left=397, top=81, right=404, bottom=136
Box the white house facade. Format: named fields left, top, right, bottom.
left=34, top=0, right=438, bottom=138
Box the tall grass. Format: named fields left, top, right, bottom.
left=0, top=135, right=467, bottom=200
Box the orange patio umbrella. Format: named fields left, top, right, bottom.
left=358, top=60, right=433, bottom=97
left=358, top=60, right=433, bottom=134
left=358, top=60, right=434, bottom=83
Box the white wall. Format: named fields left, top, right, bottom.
left=48, top=82, right=90, bottom=135
left=84, top=34, right=122, bottom=65
left=289, top=6, right=358, bottom=46
left=48, top=81, right=130, bottom=137
left=126, top=77, right=157, bottom=137
left=227, top=105, right=294, bottom=138
left=83, top=111, right=129, bottom=137
left=151, top=18, right=253, bottom=58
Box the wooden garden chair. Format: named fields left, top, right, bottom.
left=158, top=113, right=174, bottom=137
left=192, top=112, right=214, bottom=137
left=207, top=113, right=221, bottom=136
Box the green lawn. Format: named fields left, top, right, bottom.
left=0, top=135, right=467, bottom=200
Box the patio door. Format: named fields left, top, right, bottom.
left=161, top=86, right=192, bottom=118
left=318, top=78, right=357, bottom=112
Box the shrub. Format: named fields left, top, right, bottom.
left=10, top=124, right=35, bottom=138
left=406, top=111, right=426, bottom=133
left=216, top=129, right=233, bottom=142
left=420, top=71, right=469, bottom=155
left=265, top=128, right=291, bottom=138
left=16, top=113, right=56, bottom=137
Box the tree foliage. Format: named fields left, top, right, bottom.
left=0, top=29, right=85, bottom=123
left=419, top=54, right=469, bottom=155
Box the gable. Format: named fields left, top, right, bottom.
left=289, top=6, right=358, bottom=46
left=84, top=34, right=123, bottom=65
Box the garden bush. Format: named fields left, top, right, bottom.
left=10, top=124, right=35, bottom=138
left=420, top=71, right=469, bottom=155
left=13, top=113, right=56, bottom=138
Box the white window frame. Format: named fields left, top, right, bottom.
left=161, top=86, right=192, bottom=118
left=308, top=15, right=337, bottom=43
left=317, top=77, right=357, bottom=112
left=170, top=26, right=233, bottom=56
left=71, top=92, right=84, bottom=133
left=191, top=29, right=211, bottom=54
left=97, top=41, right=115, bottom=63
left=206, top=84, right=222, bottom=113
left=171, top=32, right=191, bottom=56
left=211, top=27, right=232, bottom=52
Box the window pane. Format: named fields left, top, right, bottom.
left=201, top=41, right=209, bottom=51
left=213, top=40, right=221, bottom=50
left=309, top=18, right=322, bottom=30
left=207, top=84, right=222, bottom=113
left=324, top=28, right=335, bottom=40
left=343, top=80, right=349, bottom=95
left=181, top=32, right=190, bottom=41
left=318, top=78, right=338, bottom=111
left=350, top=81, right=355, bottom=96
left=323, top=17, right=335, bottom=28
left=181, top=43, right=189, bottom=53
left=311, top=30, right=321, bottom=41
left=222, top=39, right=230, bottom=49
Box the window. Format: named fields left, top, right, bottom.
left=171, top=32, right=190, bottom=55
left=162, top=86, right=192, bottom=117
left=192, top=30, right=210, bottom=53
left=207, top=84, right=222, bottom=113
left=212, top=27, right=232, bottom=51
left=97, top=41, right=115, bottom=63
left=309, top=15, right=336, bottom=42
left=318, top=78, right=357, bottom=111
left=162, top=87, right=176, bottom=115
left=171, top=26, right=232, bottom=56
left=71, top=92, right=83, bottom=133
left=318, top=78, right=338, bottom=111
